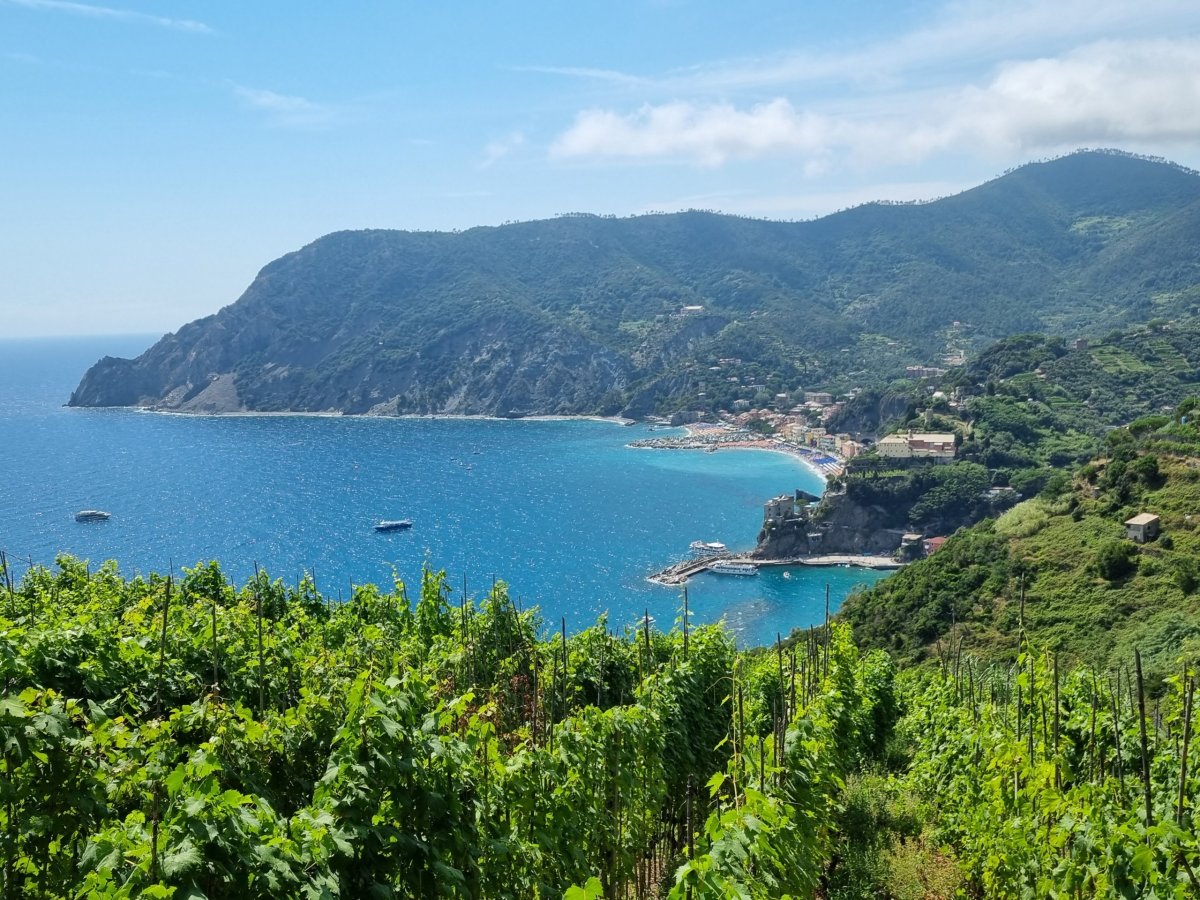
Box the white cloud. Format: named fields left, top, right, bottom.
left=481, top=131, right=526, bottom=168
left=507, top=65, right=651, bottom=88
left=551, top=38, right=1200, bottom=168
left=559, top=0, right=1200, bottom=94
left=3, top=0, right=211, bottom=33
left=231, top=85, right=334, bottom=128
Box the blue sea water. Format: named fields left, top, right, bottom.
left=0, top=336, right=889, bottom=645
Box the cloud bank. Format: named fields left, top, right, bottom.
left=550, top=39, right=1200, bottom=167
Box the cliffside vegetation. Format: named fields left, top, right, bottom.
left=839, top=399, right=1200, bottom=681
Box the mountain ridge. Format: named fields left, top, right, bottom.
left=69, top=150, right=1200, bottom=417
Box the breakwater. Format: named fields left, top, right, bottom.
left=648, top=553, right=904, bottom=587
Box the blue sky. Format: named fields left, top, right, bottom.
left=3, top=0, right=1200, bottom=337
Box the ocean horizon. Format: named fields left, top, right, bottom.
left=0, top=335, right=889, bottom=645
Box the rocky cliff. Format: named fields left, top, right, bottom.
left=754, top=490, right=912, bottom=558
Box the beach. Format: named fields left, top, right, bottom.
left=628, top=422, right=844, bottom=482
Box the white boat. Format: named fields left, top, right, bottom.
left=690, top=540, right=727, bottom=556
left=710, top=562, right=757, bottom=576
left=74, top=509, right=111, bottom=522
left=374, top=519, right=413, bottom=532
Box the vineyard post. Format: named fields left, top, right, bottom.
left=788, top=648, right=797, bottom=724
left=1053, top=653, right=1061, bottom=790
left=1110, top=678, right=1126, bottom=797
left=823, top=584, right=830, bottom=679
left=254, top=562, right=265, bottom=716
left=211, top=592, right=220, bottom=693
left=1177, top=674, right=1193, bottom=826
left=775, top=634, right=785, bottom=718
left=1027, top=654, right=1036, bottom=770
left=643, top=609, right=651, bottom=677
left=683, top=587, right=689, bottom=660
left=1135, top=650, right=1153, bottom=830
left=155, top=576, right=172, bottom=716
left=1088, top=671, right=1098, bottom=785
left=729, top=681, right=739, bottom=811
left=1, top=551, right=12, bottom=620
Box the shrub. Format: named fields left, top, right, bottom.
left=1095, top=540, right=1137, bottom=581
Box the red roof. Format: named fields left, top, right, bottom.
left=923, top=536, right=949, bottom=552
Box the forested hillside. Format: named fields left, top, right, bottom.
left=840, top=399, right=1200, bottom=679
left=69, top=151, right=1200, bottom=418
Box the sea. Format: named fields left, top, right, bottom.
left=0, top=335, right=890, bottom=646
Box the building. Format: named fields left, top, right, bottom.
left=875, top=431, right=956, bottom=460
left=905, top=365, right=948, bottom=379
left=680, top=305, right=705, bottom=315
left=923, top=536, right=948, bottom=555
left=1125, top=513, right=1161, bottom=543
left=804, top=391, right=833, bottom=405
left=763, top=495, right=796, bottom=525
left=1072, top=338, right=1089, bottom=351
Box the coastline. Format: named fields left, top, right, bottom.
left=118, top=407, right=633, bottom=426
left=648, top=422, right=841, bottom=483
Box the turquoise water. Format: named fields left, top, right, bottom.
left=0, top=336, right=889, bottom=645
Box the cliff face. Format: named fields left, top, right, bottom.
left=67, top=152, right=1200, bottom=417
left=755, top=491, right=911, bottom=558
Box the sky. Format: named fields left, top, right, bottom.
left=3, top=1, right=1200, bottom=337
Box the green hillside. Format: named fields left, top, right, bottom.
left=69, top=150, right=1200, bottom=417
left=839, top=400, right=1200, bottom=679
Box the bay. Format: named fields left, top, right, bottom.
left=0, top=335, right=889, bottom=644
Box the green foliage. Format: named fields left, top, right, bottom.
left=1096, top=539, right=1138, bottom=581
left=897, top=645, right=1200, bottom=898
left=0, top=556, right=904, bottom=898
left=842, top=399, right=1200, bottom=679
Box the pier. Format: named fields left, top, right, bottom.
left=647, top=552, right=733, bottom=586
left=647, top=553, right=904, bottom=587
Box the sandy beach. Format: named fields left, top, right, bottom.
left=676, top=423, right=843, bottom=481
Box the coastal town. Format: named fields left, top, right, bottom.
left=630, top=379, right=973, bottom=584
left=630, top=386, right=957, bottom=479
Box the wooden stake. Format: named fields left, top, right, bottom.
left=1135, top=650, right=1153, bottom=829
left=1177, top=674, right=1194, bottom=826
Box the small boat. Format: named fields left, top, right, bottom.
left=74, top=510, right=111, bottom=522
left=374, top=519, right=413, bottom=532
left=710, top=562, right=757, bottom=576
left=689, top=540, right=727, bottom=556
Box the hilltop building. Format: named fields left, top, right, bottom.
left=875, top=431, right=957, bottom=461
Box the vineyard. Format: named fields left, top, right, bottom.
left=0, top=555, right=897, bottom=899
left=1, top=554, right=1198, bottom=897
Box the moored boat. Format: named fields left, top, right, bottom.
left=689, top=540, right=727, bottom=556
left=374, top=519, right=413, bottom=532
left=709, top=561, right=757, bottom=576
left=74, top=509, right=111, bottom=522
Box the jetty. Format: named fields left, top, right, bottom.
left=648, top=552, right=734, bottom=586
left=648, top=553, right=903, bottom=587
